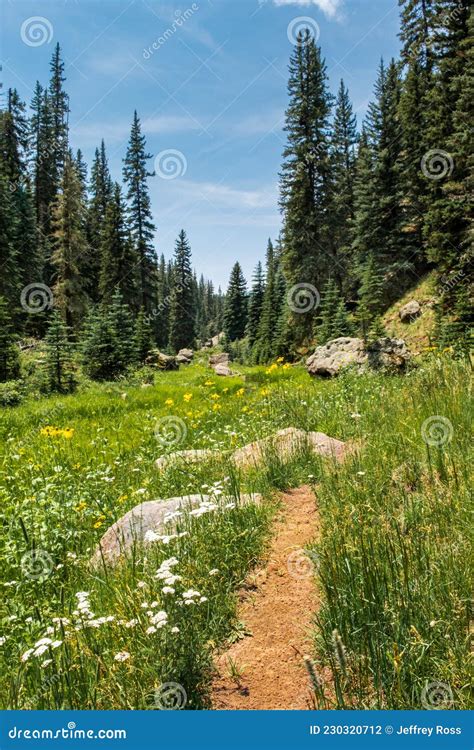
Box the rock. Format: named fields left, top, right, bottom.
left=399, top=300, right=421, bottom=323
left=306, top=337, right=367, bottom=377
left=306, top=336, right=410, bottom=377
left=177, top=348, right=194, bottom=364
left=232, top=427, right=347, bottom=470
left=155, top=448, right=220, bottom=471
left=91, top=493, right=261, bottom=567
left=366, top=337, right=411, bottom=371
left=156, top=352, right=179, bottom=371
left=209, top=352, right=230, bottom=366
left=213, top=363, right=233, bottom=377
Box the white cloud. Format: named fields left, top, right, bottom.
left=270, top=0, right=343, bottom=20
left=71, top=115, right=201, bottom=145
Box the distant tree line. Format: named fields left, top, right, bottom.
left=222, top=0, right=472, bottom=359
left=0, top=1, right=472, bottom=388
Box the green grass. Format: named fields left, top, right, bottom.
left=0, top=354, right=471, bottom=709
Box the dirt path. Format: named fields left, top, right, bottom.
left=211, top=485, right=322, bottom=710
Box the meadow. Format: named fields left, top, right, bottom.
left=0, top=352, right=471, bottom=710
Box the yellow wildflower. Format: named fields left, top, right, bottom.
left=276, top=356, right=284, bottom=363
left=236, top=388, right=245, bottom=397
left=212, top=403, right=222, bottom=412
left=183, top=393, right=193, bottom=402
left=165, top=398, right=174, bottom=407
left=210, top=393, right=220, bottom=400
left=283, top=363, right=291, bottom=370
left=62, top=428, right=74, bottom=439
left=204, top=380, right=214, bottom=387
left=260, top=388, right=270, bottom=397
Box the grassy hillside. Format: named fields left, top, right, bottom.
left=383, top=273, right=438, bottom=354
left=0, top=354, right=471, bottom=709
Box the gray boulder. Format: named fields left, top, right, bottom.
left=209, top=352, right=230, bottom=366
left=176, top=348, right=194, bottom=364
left=366, top=337, right=411, bottom=371
left=213, top=363, right=233, bottom=376
left=307, top=336, right=410, bottom=377
left=399, top=300, right=421, bottom=323
left=306, top=337, right=367, bottom=377
left=91, top=493, right=261, bottom=567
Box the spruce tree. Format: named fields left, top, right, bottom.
left=50, top=152, right=88, bottom=330
left=0, top=296, right=20, bottom=381
left=48, top=44, right=69, bottom=186
left=43, top=309, right=75, bottom=392
left=328, top=80, right=358, bottom=297
left=87, top=140, right=112, bottom=301
left=99, top=182, right=137, bottom=307
left=356, top=254, right=385, bottom=341
left=246, top=261, right=265, bottom=347
left=280, top=30, right=333, bottom=346
left=223, top=262, right=247, bottom=342
left=168, top=230, right=196, bottom=352
left=122, top=111, right=157, bottom=312
left=135, top=308, right=154, bottom=362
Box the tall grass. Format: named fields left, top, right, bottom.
left=0, top=354, right=471, bottom=709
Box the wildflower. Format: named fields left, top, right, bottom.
left=62, top=428, right=74, bottom=439
left=210, top=393, right=220, bottom=400
left=21, top=649, right=35, bottom=662
left=199, top=596, right=208, bottom=604
left=165, top=398, right=174, bottom=407
left=183, top=393, right=193, bottom=402
left=212, top=403, right=222, bottom=412
left=260, top=388, right=270, bottom=397
left=93, top=520, right=103, bottom=529
left=171, top=626, right=180, bottom=634
left=350, top=413, right=362, bottom=419
left=162, top=586, right=175, bottom=595
left=114, top=651, right=131, bottom=662
left=204, top=380, right=214, bottom=386
left=146, top=626, right=157, bottom=635
left=236, top=388, right=245, bottom=397
left=209, top=569, right=219, bottom=576
left=125, top=619, right=138, bottom=629
left=41, top=659, right=52, bottom=668
left=283, top=363, right=291, bottom=370
left=150, top=611, right=168, bottom=627
left=137, top=581, right=147, bottom=589
left=0, top=637, right=6, bottom=646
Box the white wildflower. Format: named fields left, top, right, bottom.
left=209, top=569, right=219, bottom=576
left=114, top=651, right=131, bottom=662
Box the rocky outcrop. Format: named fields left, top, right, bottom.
left=306, top=338, right=367, bottom=377
left=213, top=363, right=234, bottom=377
left=306, top=337, right=410, bottom=377
left=209, top=352, right=230, bottom=366
left=399, top=300, right=421, bottom=323
left=232, top=427, right=346, bottom=469
left=176, top=348, right=194, bottom=364
left=366, top=337, right=411, bottom=371
left=91, top=493, right=261, bottom=567
left=203, top=332, right=225, bottom=348
left=155, top=427, right=347, bottom=477
left=145, top=351, right=179, bottom=370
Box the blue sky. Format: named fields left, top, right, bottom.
left=2, top=0, right=401, bottom=288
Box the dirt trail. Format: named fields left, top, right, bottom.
left=211, top=485, right=322, bottom=710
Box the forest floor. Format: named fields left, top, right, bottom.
left=211, top=485, right=324, bottom=710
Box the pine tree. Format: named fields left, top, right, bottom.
left=223, top=262, right=247, bottom=342
left=254, top=240, right=278, bottom=362
left=87, top=140, right=112, bottom=301
left=168, top=230, right=196, bottom=352
left=43, top=309, right=75, bottom=392
left=82, top=292, right=136, bottom=380
left=135, top=308, right=154, bottom=362
left=317, top=279, right=352, bottom=342
left=246, top=261, right=265, bottom=346
left=356, top=254, right=385, bottom=341
left=48, top=43, right=69, bottom=186
left=398, top=0, right=434, bottom=68
left=50, top=152, right=88, bottom=330
left=0, top=296, right=20, bottom=381
left=122, top=111, right=157, bottom=312
left=328, top=80, right=358, bottom=297
left=280, top=30, right=333, bottom=346
left=99, top=182, right=137, bottom=307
